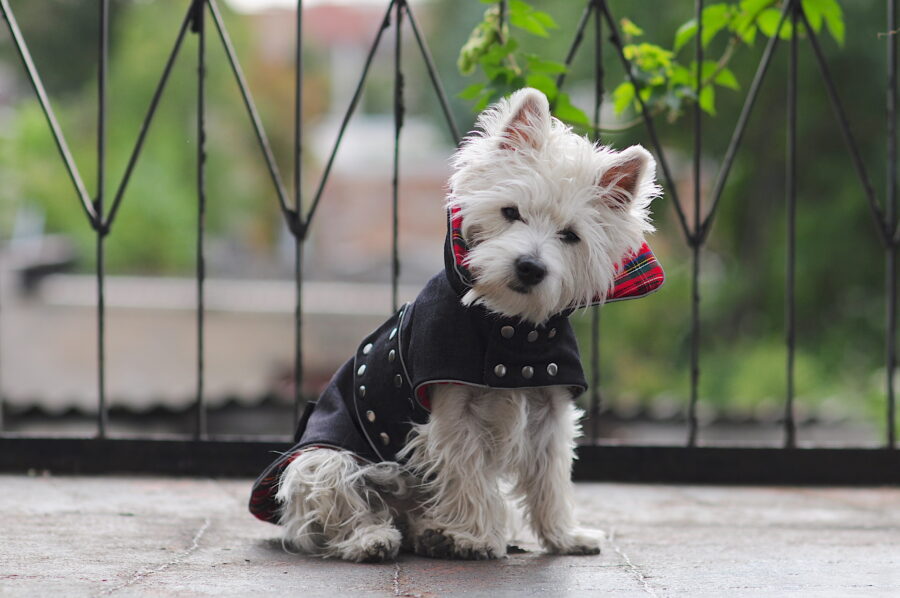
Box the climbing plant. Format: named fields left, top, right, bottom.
left=457, top=0, right=845, bottom=128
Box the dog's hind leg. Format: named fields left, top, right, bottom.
left=515, top=390, right=601, bottom=555
left=276, top=449, right=403, bottom=562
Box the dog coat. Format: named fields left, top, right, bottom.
left=249, top=209, right=664, bottom=524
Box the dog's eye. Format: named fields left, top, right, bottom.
left=559, top=228, right=580, bottom=244
left=501, top=206, right=521, bottom=222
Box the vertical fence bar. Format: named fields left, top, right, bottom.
left=687, top=0, right=704, bottom=447
left=294, top=0, right=305, bottom=426
left=96, top=0, right=109, bottom=438
left=193, top=0, right=207, bottom=439
left=391, top=0, right=404, bottom=313
left=784, top=0, right=798, bottom=448
left=588, top=0, right=603, bottom=444
left=888, top=0, right=898, bottom=449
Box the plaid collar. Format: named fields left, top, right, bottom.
left=443, top=206, right=665, bottom=306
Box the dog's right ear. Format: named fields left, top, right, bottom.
left=499, top=88, right=550, bottom=151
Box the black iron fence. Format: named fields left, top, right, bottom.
left=0, top=0, right=897, bottom=483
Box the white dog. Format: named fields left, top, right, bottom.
left=249, top=88, right=662, bottom=562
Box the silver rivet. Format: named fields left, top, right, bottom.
left=501, top=326, right=515, bottom=339
left=389, top=327, right=398, bottom=340
left=548, top=328, right=557, bottom=339
left=388, top=349, right=396, bottom=363
left=394, top=374, right=403, bottom=388
left=362, top=343, right=373, bottom=355
left=527, top=330, right=538, bottom=342
left=494, top=364, right=507, bottom=377
left=522, top=366, right=534, bottom=379
left=547, top=363, right=558, bottom=376
left=358, top=385, right=366, bottom=398
left=366, top=410, right=376, bottom=423
left=357, top=364, right=366, bottom=376
left=379, top=432, right=390, bottom=445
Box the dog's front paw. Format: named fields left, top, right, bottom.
left=414, top=529, right=501, bottom=560
left=338, top=525, right=402, bottom=563
left=544, top=531, right=602, bottom=556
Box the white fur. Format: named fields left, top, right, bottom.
left=276, top=88, right=658, bottom=561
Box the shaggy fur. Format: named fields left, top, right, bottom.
left=276, top=88, right=659, bottom=562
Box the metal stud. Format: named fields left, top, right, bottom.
left=357, top=364, right=366, bottom=376
left=547, top=363, right=558, bottom=376
left=494, top=364, right=507, bottom=377
left=366, top=410, right=376, bottom=423
left=379, top=432, right=390, bottom=445
left=527, top=330, right=538, bottom=342
left=388, top=349, right=396, bottom=363
left=394, top=374, right=403, bottom=388
left=389, top=327, right=398, bottom=340
left=362, top=343, right=373, bottom=355
left=501, top=325, right=515, bottom=339
left=548, top=328, right=557, bottom=339
left=522, top=366, right=534, bottom=379
left=358, top=385, right=366, bottom=398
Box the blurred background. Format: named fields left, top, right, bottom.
left=0, top=0, right=893, bottom=444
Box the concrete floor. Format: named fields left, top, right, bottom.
left=1, top=475, right=898, bottom=597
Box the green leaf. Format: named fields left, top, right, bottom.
left=612, top=81, right=636, bottom=114
left=473, top=89, right=496, bottom=112
left=670, top=64, right=692, bottom=86
left=458, top=83, right=486, bottom=100
left=532, top=10, right=558, bottom=30
left=621, top=18, right=644, bottom=38
left=756, top=8, right=793, bottom=39
left=482, top=62, right=514, bottom=82
left=801, top=0, right=824, bottom=32
left=554, top=92, right=589, bottom=125
left=808, top=0, right=844, bottom=45
left=508, top=0, right=532, bottom=15
left=741, top=24, right=758, bottom=44
left=510, top=12, right=549, bottom=37
left=699, top=84, right=716, bottom=115
left=733, top=0, right=771, bottom=42
left=701, top=4, right=732, bottom=47
left=525, top=73, right=558, bottom=100
left=674, top=19, right=698, bottom=52
left=714, top=67, right=739, bottom=90
left=739, top=0, right=773, bottom=12
left=525, top=54, right=568, bottom=75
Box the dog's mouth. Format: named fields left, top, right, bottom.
left=508, top=283, right=531, bottom=295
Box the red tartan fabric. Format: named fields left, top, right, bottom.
left=249, top=451, right=301, bottom=523
left=448, top=206, right=664, bottom=303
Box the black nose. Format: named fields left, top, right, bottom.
left=515, top=255, right=547, bottom=287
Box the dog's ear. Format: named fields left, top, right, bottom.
left=598, top=145, right=655, bottom=209
left=499, top=88, right=550, bottom=151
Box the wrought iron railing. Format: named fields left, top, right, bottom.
left=0, top=0, right=897, bottom=483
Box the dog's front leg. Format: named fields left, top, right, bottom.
left=518, top=390, right=601, bottom=555
left=402, top=386, right=508, bottom=560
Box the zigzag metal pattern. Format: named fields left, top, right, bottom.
left=0, top=0, right=896, bottom=449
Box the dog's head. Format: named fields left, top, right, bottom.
left=447, top=88, right=660, bottom=324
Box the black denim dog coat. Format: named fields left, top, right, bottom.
left=250, top=209, right=664, bottom=524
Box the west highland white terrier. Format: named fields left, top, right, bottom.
left=249, top=88, right=664, bottom=562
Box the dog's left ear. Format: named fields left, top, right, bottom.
left=499, top=88, right=551, bottom=151
left=598, top=145, right=655, bottom=209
